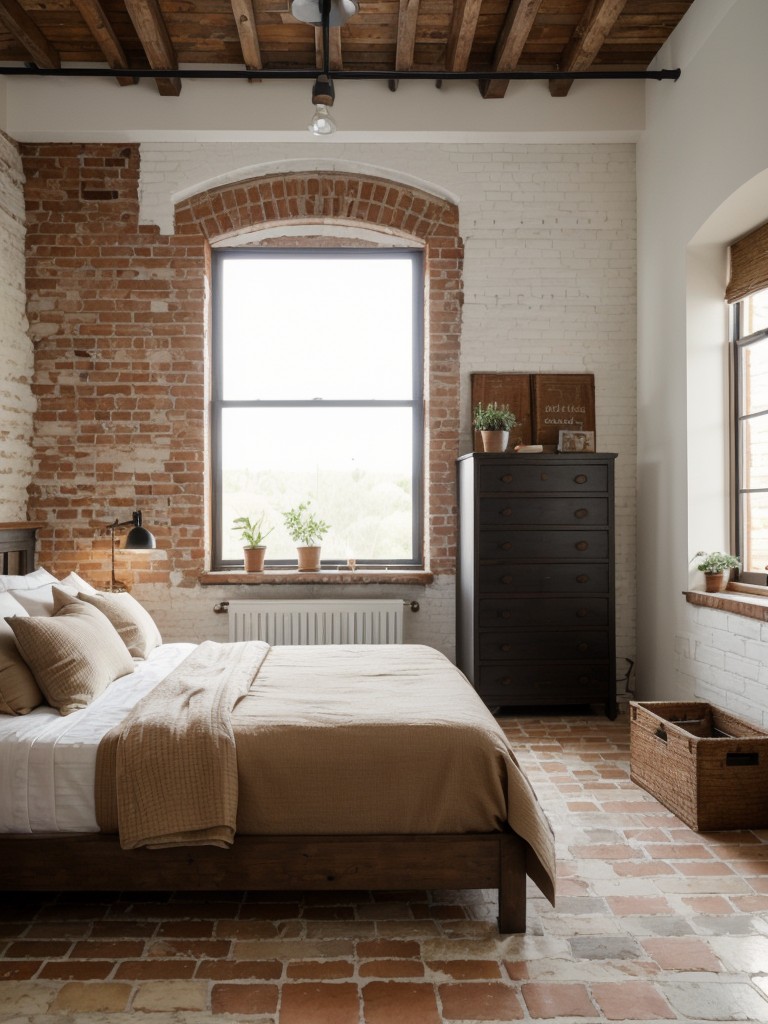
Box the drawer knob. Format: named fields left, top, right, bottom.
left=502, top=575, right=514, bottom=585
left=501, top=474, right=513, bottom=483
left=576, top=574, right=589, bottom=584
left=577, top=675, right=591, bottom=685
left=501, top=508, right=513, bottom=517
left=575, top=541, right=589, bottom=551
left=501, top=542, right=512, bottom=550
left=540, top=473, right=548, bottom=481
left=499, top=677, right=513, bottom=686
left=574, top=508, right=588, bottom=519
left=576, top=608, right=588, bottom=618
left=501, top=644, right=513, bottom=652
left=501, top=610, right=512, bottom=619
left=574, top=474, right=588, bottom=484
left=577, top=642, right=589, bottom=652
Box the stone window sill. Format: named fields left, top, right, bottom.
left=200, top=569, right=434, bottom=586
left=684, top=585, right=768, bottom=622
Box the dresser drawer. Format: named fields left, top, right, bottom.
left=478, top=462, right=608, bottom=494
left=479, top=530, right=608, bottom=561
left=480, top=497, right=608, bottom=527
left=479, top=630, right=609, bottom=662
left=479, top=597, right=609, bottom=627
left=476, top=664, right=609, bottom=705
left=479, top=563, right=608, bottom=594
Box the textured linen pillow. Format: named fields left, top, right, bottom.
left=6, top=593, right=134, bottom=715
left=76, top=591, right=162, bottom=659
left=58, top=571, right=98, bottom=596
left=0, top=592, right=44, bottom=715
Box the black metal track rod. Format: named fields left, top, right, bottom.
left=0, top=65, right=681, bottom=82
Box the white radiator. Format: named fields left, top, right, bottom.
left=228, top=600, right=403, bottom=645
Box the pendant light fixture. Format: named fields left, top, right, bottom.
left=290, top=0, right=358, bottom=135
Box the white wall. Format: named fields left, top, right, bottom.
left=0, top=131, right=34, bottom=520
left=136, top=140, right=637, bottom=668
left=637, top=0, right=768, bottom=719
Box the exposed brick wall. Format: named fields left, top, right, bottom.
left=0, top=131, right=34, bottom=520
left=23, top=148, right=463, bottom=592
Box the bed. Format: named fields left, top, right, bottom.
left=0, top=524, right=555, bottom=933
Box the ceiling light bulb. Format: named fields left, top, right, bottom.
left=309, top=104, right=336, bottom=135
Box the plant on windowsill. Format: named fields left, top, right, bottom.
left=233, top=514, right=273, bottom=573
left=473, top=401, right=518, bottom=453
left=283, top=501, right=330, bottom=572
left=695, top=550, right=741, bottom=593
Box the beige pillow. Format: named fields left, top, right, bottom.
left=76, top=591, right=162, bottom=659
left=6, top=594, right=134, bottom=715
left=0, top=593, right=44, bottom=715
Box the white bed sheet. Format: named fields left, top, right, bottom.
left=0, top=643, right=195, bottom=833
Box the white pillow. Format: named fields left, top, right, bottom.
left=59, top=571, right=98, bottom=596
left=0, top=566, right=58, bottom=593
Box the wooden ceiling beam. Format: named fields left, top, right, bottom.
left=0, top=0, right=60, bottom=68
left=314, top=25, right=342, bottom=71
left=446, top=0, right=482, bottom=72
left=123, top=0, right=181, bottom=96
left=395, top=0, right=420, bottom=72
left=481, top=0, right=542, bottom=99
left=230, top=0, right=262, bottom=71
left=549, top=0, right=628, bottom=97
left=72, top=0, right=137, bottom=86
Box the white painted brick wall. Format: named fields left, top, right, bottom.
left=0, top=132, right=34, bottom=519
left=675, top=605, right=768, bottom=728
left=139, top=140, right=637, bottom=678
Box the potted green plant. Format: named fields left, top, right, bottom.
left=233, top=514, right=273, bottom=572
left=283, top=501, right=330, bottom=572
left=695, top=550, right=740, bottom=593
left=473, top=401, right=518, bottom=453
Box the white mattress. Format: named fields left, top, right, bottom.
left=0, top=643, right=195, bottom=833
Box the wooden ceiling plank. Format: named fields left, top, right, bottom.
left=446, top=0, right=482, bottom=72
left=0, top=0, right=60, bottom=68
left=123, top=0, right=181, bottom=96
left=230, top=0, right=263, bottom=70
left=71, top=0, right=137, bottom=86
left=395, top=0, right=420, bottom=72
left=482, top=0, right=543, bottom=99
left=549, top=0, right=628, bottom=97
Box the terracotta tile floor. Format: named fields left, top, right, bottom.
left=3, top=710, right=768, bottom=1022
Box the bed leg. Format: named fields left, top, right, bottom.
left=498, top=834, right=526, bottom=934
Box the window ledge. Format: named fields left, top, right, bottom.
left=684, top=585, right=768, bottom=622
left=200, top=569, right=434, bottom=586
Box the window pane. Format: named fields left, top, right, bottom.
left=740, top=490, right=768, bottom=573
left=221, top=406, right=414, bottom=562
left=220, top=257, right=415, bottom=401
left=741, top=411, right=768, bottom=491
left=739, top=335, right=768, bottom=416
left=743, top=287, right=768, bottom=335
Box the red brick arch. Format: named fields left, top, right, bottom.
left=176, top=171, right=464, bottom=574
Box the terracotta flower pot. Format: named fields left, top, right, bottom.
left=243, top=546, right=266, bottom=572
left=481, top=429, right=509, bottom=453
left=296, top=545, right=321, bottom=572
left=704, top=571, right=725, bottom=593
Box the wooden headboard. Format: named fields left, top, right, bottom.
left=0, top=523, right=40, bottom=575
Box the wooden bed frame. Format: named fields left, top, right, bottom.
left=0, top=524, right=530, bottom=934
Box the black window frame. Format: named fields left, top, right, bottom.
left=732, top=298, right=768, bottom=586
left=210, top=246, right=425, bottom=571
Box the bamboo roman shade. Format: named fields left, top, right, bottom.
left=726, top=219, right=768, bottom=303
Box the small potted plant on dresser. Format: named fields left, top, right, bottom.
left=233, top=514, right=273, bottom=572
left=473, top=401, right=518, bottom=453
left=695, top=550, right=741, bottom=593
left=283, top=501, right=330, bottom=572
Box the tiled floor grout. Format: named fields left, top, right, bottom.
left=1, top=710, right=767, bottom=1022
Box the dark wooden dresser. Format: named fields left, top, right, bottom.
left=456, top=452, right=617, bottom=719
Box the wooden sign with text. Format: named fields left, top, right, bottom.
left=471, top=372, right=595, bottom=451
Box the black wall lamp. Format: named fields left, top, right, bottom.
left=106, top=510, right=156, bottom=593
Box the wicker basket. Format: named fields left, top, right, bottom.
left=630, top=701, right=768, bottom=831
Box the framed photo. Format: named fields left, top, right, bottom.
left=557, top=429, right=595, bottom=453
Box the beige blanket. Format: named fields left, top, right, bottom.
left=95, top=640, right=269, bottom=849
left=96, top=642, right=555, bottom=903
